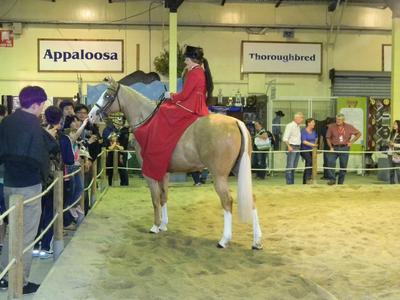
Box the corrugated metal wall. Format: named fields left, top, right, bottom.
left=331, top=70, right=391, bottom=98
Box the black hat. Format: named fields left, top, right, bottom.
left=45, top=106, right=62, bottom=125
left=184, top=45, right=204, bottom=60
left=275, top=110, right=285, bottom=117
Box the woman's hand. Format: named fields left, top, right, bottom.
left=164, top=91, right=171, bottom=99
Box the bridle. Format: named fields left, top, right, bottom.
left=94, top=82, right=122, bottom=121
left=94, top=81, right=167, bottom=129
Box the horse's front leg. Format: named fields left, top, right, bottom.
left=159, top=173, right=169, bottom=232
left=147, top=177, right=162, bottom=233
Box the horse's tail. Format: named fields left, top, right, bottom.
left=236, top=121, right=253, bottom=223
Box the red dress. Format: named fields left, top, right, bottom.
left=134, top=65, right=209, bottom=180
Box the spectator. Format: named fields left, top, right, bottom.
left=318, top=117, right=336, bottom=180
left=33, top=106, right=62, bottom=259
left=253, top=120, right=274, bottom=180
left=59, top=99, right=75, bottom=129
left=104, top=118, right=129, bottom=186
left=326, top=113, right=361, bottom=185
left=300, top=118, right=318, bottom=184
left=0, top=105, right=6, bottom=249
left=0, top=105, right=6, bottom=121
left=0, top=86, right=50, bottom=294
left=388, top=120, right=400, bottom=184
left=74, top=104, right=102, bottom=213
left=282, top=112, right=304, bottom=184
left=191, top=170, right=209, bottom=186
left=60, top=115, right=88, bottom=228
left=272, top=110, right=285, bottom=150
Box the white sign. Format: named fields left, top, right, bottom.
left=38, top=39, right=124, bottom=72
left=382, top=44, right=391, bottom=72
left=241, top=41, right=322, bottom=74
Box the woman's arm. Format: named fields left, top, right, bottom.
left=170, top=70, right=198, bottom=103
left=70, top=118, right=89, bottom=142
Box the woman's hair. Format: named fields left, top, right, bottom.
left=63, top=115, right=80, bottom=129
left=45, top=105, right=62, bottom=125
left=305, top=118, right=315, bottom=127
left=392, top=120, right=400, bottom=135
left=184, top=45, right=214, bottom=100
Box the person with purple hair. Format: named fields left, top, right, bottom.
left=0, top=86, right=51, bottom=294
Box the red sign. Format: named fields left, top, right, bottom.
left=0, top=30, right=14, bottom=47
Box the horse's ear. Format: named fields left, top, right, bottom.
left=104, top=76, right=115, bottom=84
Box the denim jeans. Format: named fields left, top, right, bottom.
left=0, top=183, right=4, bottom=214
left=285, top=145, right=300, bottom=184
left=327, top=146, right=350, bottom=184
left=253, top=152, right=267, bottom=179
left=301, top=151, right=312, bottom=184
left=64, top=165, right=83, bottom=225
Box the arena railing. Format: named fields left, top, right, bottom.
left=106, top=148, right=399, bottom=185
left=1, top=149, right=108, bottom=298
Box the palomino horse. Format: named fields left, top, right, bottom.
left=88, top=78, right=263, bottom=249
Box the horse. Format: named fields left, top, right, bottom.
left=88, top=78, right=263, bottom=250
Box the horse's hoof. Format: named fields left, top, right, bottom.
left=149, top=225, right=160, bottom=234
left=159, top=224, right=168, bottom=232
left=217, top=243, right=225, bottom=249
left=252, top=243, right=263, bottom=250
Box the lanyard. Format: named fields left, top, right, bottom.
left=338, top=126, right=345, bottom=136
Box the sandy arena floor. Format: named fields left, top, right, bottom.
left=34, top=181, right=400, bottom=300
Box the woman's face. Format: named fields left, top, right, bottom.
left=308, top=120, right=315, bottom=129
left=393, top=122, right=398, bottom=130
left=184, top=57, right=197, bottom=68
left=71, top=118, right=82, bottom=130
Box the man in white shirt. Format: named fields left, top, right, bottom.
left=282, top=112, right=304, bottom=184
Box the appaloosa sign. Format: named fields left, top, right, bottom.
left=38, top=39, right=124, bottom=72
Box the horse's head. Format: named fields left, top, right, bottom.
left=88, top=77, right=122, bottom=123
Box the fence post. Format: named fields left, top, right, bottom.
left=312, top=147, right=318, bottom=184
left=101, top=150, right=107, bottom=189
left=8, top=194, right=24, bottom=299
left=80, top=165, right=85, bottom=213
left=91, top=159, right=97, bottom=207
left=53, top=170, right=64, bottom=261
left=112, top=150, right=120, bottom=186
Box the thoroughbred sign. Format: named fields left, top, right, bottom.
left=241, top=41, right=322, bottom=75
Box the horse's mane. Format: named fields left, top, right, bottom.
left=118, top=83, right=156, bottom=107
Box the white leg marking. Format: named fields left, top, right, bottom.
left=150, top=225, right=160, bottom=234
left=252, top=209, right=263, bottom=250
left=159, top=204, right=168, bottom=232
left=218, top=210, right=232, bottom=248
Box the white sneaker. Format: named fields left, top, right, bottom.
left=39, top=250, right=53, bottom=259
left=69, top=208, right=78, bottom=219
left=32, top=249, right=40, bottom=257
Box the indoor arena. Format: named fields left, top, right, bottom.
left=0, top=0, right=399, bottom=299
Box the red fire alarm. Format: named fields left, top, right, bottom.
left=0, top=30, right=14, bottom=47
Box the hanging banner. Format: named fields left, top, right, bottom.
left=382, top=44, right=391, bottom=72
left=241, top=41, right=322, bottom=74
left=0, top=30, right=14, bottom=47
left=38, top=39, right=124, bottom=72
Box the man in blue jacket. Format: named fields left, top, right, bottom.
left=0, top=86, right=49, bottom=294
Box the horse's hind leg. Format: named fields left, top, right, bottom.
left=214, top=176, right=233, bottom=248
left=159, top=173, right=169, bottom=232
left=147, top=178, right=162, bottom=233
